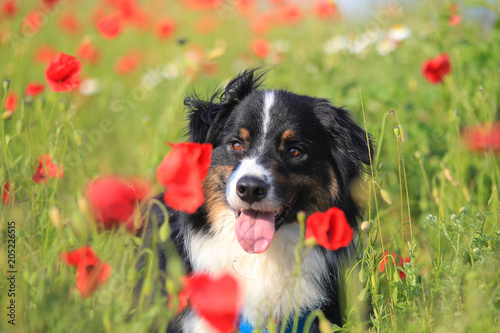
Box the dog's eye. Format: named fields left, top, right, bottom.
left=288, top=147, right=302, bottom=157
left=232, top=141, right=243, bottom=151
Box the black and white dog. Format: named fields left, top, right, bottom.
left=143, top=69, right=372, bottom=332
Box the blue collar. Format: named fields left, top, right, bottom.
left=238, top=312, right=313, bottom=333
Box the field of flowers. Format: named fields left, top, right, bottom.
left=1, top=0, right=499, bottom=332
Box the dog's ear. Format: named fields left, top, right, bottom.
left=316, top=101, right=374, bottom=167
left=185, top=68, right=269, bottom=143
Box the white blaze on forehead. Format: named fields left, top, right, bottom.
left=262, top=91, right=275, bottom=138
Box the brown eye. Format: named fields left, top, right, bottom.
left=232, top=142, right=243, bottom=151
left=288, top=147, right=301, bottom=157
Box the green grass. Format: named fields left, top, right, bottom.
left=1, top=1, right=499, bottom=332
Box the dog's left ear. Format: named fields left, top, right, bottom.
left=185, top=68, right=269, bottom=144
left=316, top=100, right=374, bottom=167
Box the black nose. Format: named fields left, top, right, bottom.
left=236, top=176, right=268, bottom=205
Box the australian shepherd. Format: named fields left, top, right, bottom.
left=141, top=69, right=372, bottom=332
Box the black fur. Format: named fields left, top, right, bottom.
left=186, top=68, right=269, bottom=143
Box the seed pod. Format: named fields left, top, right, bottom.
left=2, top=111, right=13, bottom=120
left=3, top=79, right=10, bottom=91
left=380, top=189, right=392, bottom=205
left=360, top=221, right=371, bottom=232
left=159, top=221, right=170, bottom=243
left=359, top=268, right=366, bottom=283
left=49, top=206, right=62, bottom=229
left=358, top=287, right=368, bottom=302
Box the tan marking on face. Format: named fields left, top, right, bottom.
left=271, top=161, right=339, bottom=216
left=329, top=169, right=339, bottom=200
left=239, top=128, right=250, bottom=141
left=304, top=177, right=333, bottom=213
left=203, top=166, right=234, bottom=227
left=281, top=129, right=295, bottom=142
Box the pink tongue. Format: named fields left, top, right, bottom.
left=235, top=210, right=276, bottom=254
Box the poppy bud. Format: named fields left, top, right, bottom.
left=3, top=79, right=10, bottom=91
left=360, top=221, right=371, bottom=231
left=77, top=196, right=88, bottom=215
left=2, top=111, right=13, bottom=120
left=49, top=206, right=62, bottom=229
left=319, top=316, right=332, bottom=333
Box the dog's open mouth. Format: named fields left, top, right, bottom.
left=234, top=195, right=297, bottom=254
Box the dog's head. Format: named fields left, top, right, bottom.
left=186, top=69, right=372, bottom=254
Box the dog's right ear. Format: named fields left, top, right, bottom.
left=185, top=68, right=269, bottom=143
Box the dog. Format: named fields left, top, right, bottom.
left=141, top=69, right=372, bottom=332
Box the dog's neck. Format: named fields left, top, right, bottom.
left=186, top=208, right=333, bottom=328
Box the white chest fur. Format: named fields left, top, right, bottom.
left=186, top=209, right=332, bottom=330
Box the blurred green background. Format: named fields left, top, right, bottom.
left=0, top=0, right=499, bottom=332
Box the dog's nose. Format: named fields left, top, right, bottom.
left=236, top=176, right=268, bottom=205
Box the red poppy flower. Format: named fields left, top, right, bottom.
left=185, top=273, right=240, bottom=333
left=22, top=10, right=45, bottom=35
left=422, top=53, right=451, bottom=84
left=275, top=5, right=303, bottom=26
left=156, top=18, right=176, bottom=39
left=379, top=251, right=410, bottom=280
left=114, top=50, right=141, bottom=75
left=397, top=256, right=410, bottom=279
left=250, top=13, right=273, bottom=35
left=58, top=13, right=80, bottom=34
left=449, top=15, right=462, bottom=26
left=168, top=276, right=191, bottom=314
left=113, top=0, right=140, bottom=21
left=305, top=207, right=353, bottom=251
left=86, top=177, right=150, bottom=232
left=462, top=122, right=500, bottom=154
left=32, top=154, right=63, bottom=183
left=34, top=45, right=58, bottom=64
left=2, top=182, right=13, bottom=205
left=61, top=246, right=112, bottom=298
left=195, top=16, right=218, bottom=35
left=45, top=52, right=82, bottom=92
left=379, top=251, right=394, bottom=273
left=236, top=0, right=254, bottom=16
left=202, top=61, right=218, bottom=76
left=5, top=92, right=17, bottom=111
left=156, top=142, right=212, bottom=214
left=314, top=1, right=338, bottom=19
left=42, top=0, right=60, bottom=8
left=97, top=13, right=123, bottom=39
left=250, top=38, right=270, bottom=59
left=2, top=0, right=18, bottom=17
left=25, top=83, right=45, bottom=97
left=77, top=42, right=101, bottom=65
left=130, top=9, right=150, bottom=30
